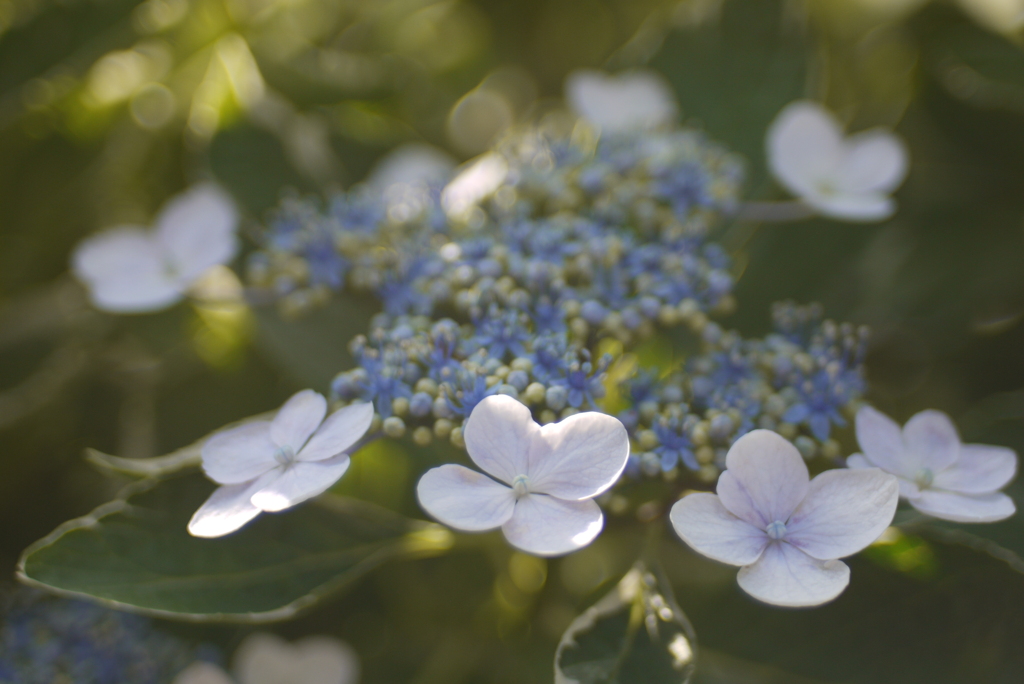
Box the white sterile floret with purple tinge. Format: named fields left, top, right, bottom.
left=670, top=429, right=899, bottom=607
left=766, top=101, right=908, bottom=222
left=173, top=631, right=359, bottom=684
left=849, top=406, right=1017, bottom=523
left=416, top=395, right=630, bottom=557
left=72, top=183, right=238, bottom=313
left=188, top=390, right=374, bottom=538
left=565, top=69, right=679, bottom=134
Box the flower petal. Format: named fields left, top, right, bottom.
left=801, top=191, right=895, bottom=222
left=463, top=395, right=539, bottom=484
left=909, top=490, right=1016, bottom=523
left=298, top=402, right=374, bottom=462
left=156, top=184, right=238, bottom=284
left=855, top=405, right=908, bottom=476
left=270, top=390, right=327, bottom=453
left=766, top=100, right=844, bottom=200
left=528, top=411, right=630, bottom=500
left=786, top=469, right=899, bottom=560
left=670, top=493, right=768, bottom=566
left=71, top=227, right=183, bottom=313
left=187, top=473, right=277, bottom=538
left=201, top=421, right=277, bottom=484
left=502, top=494, right=603, bottom=557
left=172, top=662, right=235, bottom=684
left=736, top=542, right=850, bottom=607
left=717, top=429, right=809, bottom=528
left=565, top=69, right=678, bottom=133
left=250, top=453, right=351, bottom=512
left=903, top=409, right=960, bottom=472
left=837, top=129, right=908, bottom=195
left=933, top=444, right=1018, bottom=494
left=416, top=464, right=516, bottom=531
left=235, top=632, right=359, bottom=684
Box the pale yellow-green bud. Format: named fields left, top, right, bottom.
left=415, top=378, right=439, bottom=397
left=821, top=439, right=842, bottom=460
left=433, top=418, right=453, bottom=438
left=691, top=421, right=710, bottom=447
left=638, top=429, right=659, bottom=451
left=697, top=464, right=719, bottom=483
left=392, top=397, right=410, bottom=417
left=524, top=382, right=546, bottom=404
left=383, top=416, right=406, bottom=439
left=412, top=426, right=433, bottom=446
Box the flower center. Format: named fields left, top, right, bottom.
left=816, top=179, right=838, bottom=197
left=914, top=467, right=934, bottom=489
left=765, top=520, right=787, bottom=541
left=512, top=475, right=530, bottom=499
left=273, top=446, right=297, bottom=468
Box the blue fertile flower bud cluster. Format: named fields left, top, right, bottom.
left=247, top=116, right=866, bottom=487
left=621, top=301, right=869, bottom=482
left=246, top=118, right=742, bottom=325
left=0, top=592, right=204, bottom=684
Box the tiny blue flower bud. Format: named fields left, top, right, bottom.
left=709, top=413, right=734, bottom=441
left=546, top=385, right=568, bottom=411
left=433, top=395, right=455, bottom=419
left=506, top=369, right=530, bottom=391
left=410, top=392, right=433, bottom=417
left=580, top=300, right=607, bottom=325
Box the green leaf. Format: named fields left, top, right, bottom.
left=17, top=472, right=453, bottom=622
left=85, top=411, right=276, bottom=478
left=555, top=562, right=697, bottom=684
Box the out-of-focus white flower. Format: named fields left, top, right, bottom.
left=367, top=143, right=457, bottom=192
left=71, top=183, right=238, bottom=313
left=956, top=0, right=1024, bottom=34
left=173, top=632, right=359, bottom=684
left=188, top=391, right=373, bottom=538
left=766, top=101, right=908, bottom=222
left=671, top=429, right=899, bottom=607
left=416, top=395, right=630, bottom=556
left=565, top=69, right=678, bottom=134
left=849, top=406, right=1018, bottom=523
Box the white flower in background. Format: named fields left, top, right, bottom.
left=565, top=69, right=679, bottom=134
left=956, top=0, right=1024, bottom=35
left=188, top=391, right=374, bottom=538
left=71, top=183, right=239, bottom=313
left=416, top=395, right=630, bottom=557
left=766, top=101, right=909, bottom=222
left=670, top=429, right=899, bottom=607
left=367, top=142, right=456, bottom=191
left=173, top=632, right=358, bottom=684
left=849, top=406, right=1017, bottom=523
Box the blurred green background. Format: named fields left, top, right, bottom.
left=3, top=0, right=1024, bottom=681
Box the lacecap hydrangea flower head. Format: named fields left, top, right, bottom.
left=671, top=429, right=900, bottom=607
